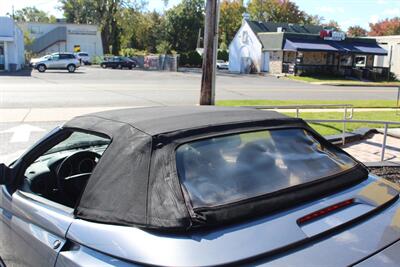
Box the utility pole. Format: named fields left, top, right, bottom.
left=200, top=0, right=220, bottom=105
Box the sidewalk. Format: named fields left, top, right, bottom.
left=343, top=133, right=400, bottom=164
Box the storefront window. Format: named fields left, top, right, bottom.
left=354, top=55, right=367, bottom=67
left=340, top=55, right=352, bottom=66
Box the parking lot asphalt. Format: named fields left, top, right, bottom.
left=0, top=121, right=61, bottom=165
left=1, top=66, right=398, bottom=109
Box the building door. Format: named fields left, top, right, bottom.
left=0, top=42, right=4, bottom=71
left=262, top=52, right=270, bottom=72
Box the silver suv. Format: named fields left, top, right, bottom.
left=32, top=53, right=80, bottom=73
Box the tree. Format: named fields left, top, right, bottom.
left=247, top=0, right=310, bottom=24
left=219, top=0, right=246, bottom=47
left=12, top=7, right=56, bottom=23
left=304, top=14, right=324, bottom=25
left=369, top=17, right=400, bottom=36
left=322, top=20, right=341, bottom=31
left=347, top=25, right=367, bottom=37
left=164, top=0, right=205, bottom=52
left=59, top=0, right=144, bottom=54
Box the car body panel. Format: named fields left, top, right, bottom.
left=56, top=243, right=139, bottom=267
left=216, top=60, right=228, bottom=69
left=0, top=187, right=73, bottom=266
left=74, top=52, right=91, bottom=64
left=65, top=176, right=400, bottom=266
left=354, top=240, right=400, bottom=267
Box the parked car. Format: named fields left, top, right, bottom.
left=0, top=106, right=399, bottom=266
left=74, top=52, right=91, bottom=65
left=31, top=53, right=80, bottom=73
left=30, top=54, right=51, bottom=66
left=216, top=59, right=229, bottom=69
left=100, top=56, right=137, bottom=69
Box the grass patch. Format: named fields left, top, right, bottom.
left=286, top=75, right=349, bottom=83
left=283, top=111, right=400, bottom=136
left=217, top=99, right=398, bottom=108
left=285, top=75, right=400, bottom=86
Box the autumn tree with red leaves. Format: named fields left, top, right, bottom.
left=369, top=17, right=400, bottom=36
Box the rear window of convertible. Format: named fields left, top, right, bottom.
left=176, top=128, right=357, bottom=208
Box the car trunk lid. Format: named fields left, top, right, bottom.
left=66, top=176, right=400, bottom=266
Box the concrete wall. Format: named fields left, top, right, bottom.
left=229, top=21, right=263, bottom=73
left=19, top=22, right=103, bottom=58
left=372, top=35, right=400, bottom=79
left=268, top=51, right=283, bottom=74
left=0, top=17, right=25, bottom=71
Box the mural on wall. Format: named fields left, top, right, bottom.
left=144, top=56, right=159, bottom=70
left=143, top=55, right=178, bottom=71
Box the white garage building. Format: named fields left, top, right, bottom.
left=18, top=22, right=103, bottom=58
left=0, top=17, right=25, bottom=71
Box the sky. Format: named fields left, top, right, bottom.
left=1, top=0, right=400, bottom=30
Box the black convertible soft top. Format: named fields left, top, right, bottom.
left=64, top=106, right=367, bottom=231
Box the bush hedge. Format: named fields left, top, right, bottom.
left=217, top=50, right=229, bottom=61
left=179, top=51, right=202, bottom=67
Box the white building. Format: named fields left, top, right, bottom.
left=228, top=18, right=323, bottom=74
left=229, top=18, right=387, bottom=77
left=0, top=17, right=25, bottom=72
left=18, top=22, right=103, bottom=58
left=372, top=36, right=400, bottom=79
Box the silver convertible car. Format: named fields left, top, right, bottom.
left=0, top=107, right=400, bottom=266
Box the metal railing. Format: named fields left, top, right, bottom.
left=306, top=119, right=400, bottom=161
left=242, top=104, right=354, bottom=120
left=245, top=104, right=400, bottom=162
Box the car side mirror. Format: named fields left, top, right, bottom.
left=0, top=163, right=12, bottom=185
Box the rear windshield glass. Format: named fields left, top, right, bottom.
left=176, top=128, right=356, bottom=208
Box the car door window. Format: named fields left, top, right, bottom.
left=21, top=130, right=111, bottom=208
left=51, top=54, right=60, bottom=61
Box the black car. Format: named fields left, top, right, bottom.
left=100, top=56, right=137, bottom=69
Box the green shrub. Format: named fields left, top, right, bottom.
left=119, top=48, right=147, bottom=57
left=156, top=41, right=173, bottom=55
left=91, top=56, right=104, bottom=65
left=217, top=49, right=229, bottom=61
left=179, top=51, right=202, bottom=67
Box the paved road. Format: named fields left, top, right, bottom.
left=0, top=67, right=398, bottom=108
